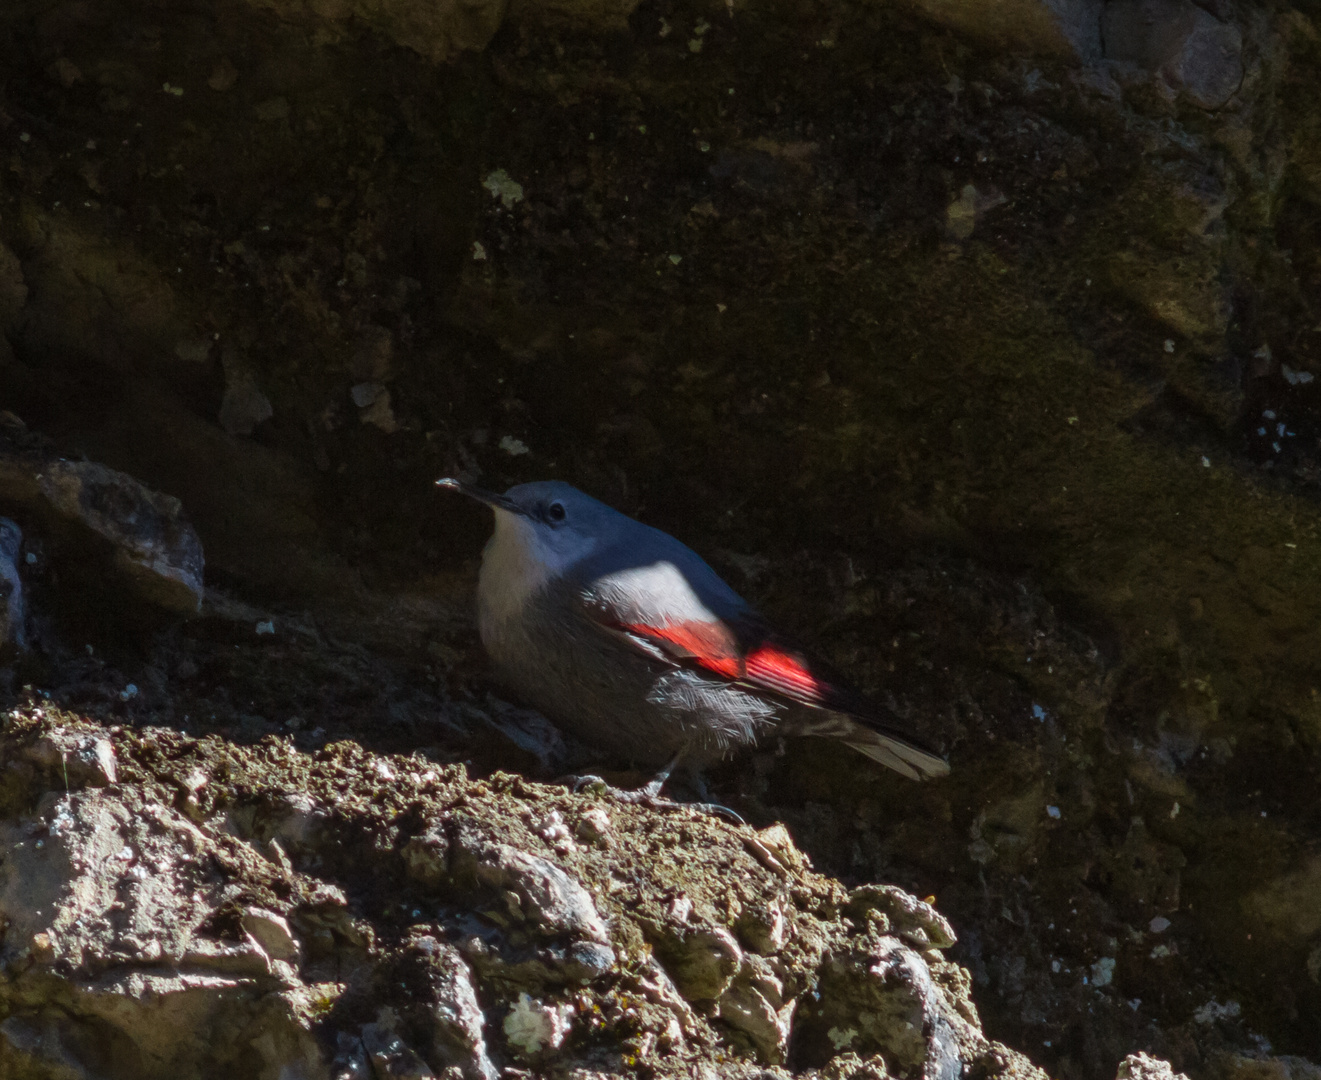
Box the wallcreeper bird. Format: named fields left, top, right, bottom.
left=438, top=478, right=949, bottom=795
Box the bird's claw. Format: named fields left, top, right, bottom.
left=567, top=774, right=610, bottom=795
left=672, top=800, right=745, bottom=825
left=560, top=771, right=745, bottom=818
left=561, top=775, right=743, bottom=823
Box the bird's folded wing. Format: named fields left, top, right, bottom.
left=579, top=559, right=746, bottom=676
left=578, top=559, right=950, bottom=780
left=579, top=559, right=863, bottom=709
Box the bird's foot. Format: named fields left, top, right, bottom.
left=563, top=774, right=744, bottom=824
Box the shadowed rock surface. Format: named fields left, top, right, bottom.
left=0, top=0, right=1320, bottom=1076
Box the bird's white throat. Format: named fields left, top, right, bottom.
left=476, top=509, right=590, bottom=647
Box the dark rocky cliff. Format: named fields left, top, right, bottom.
left=0, top=0, right=1319, bottom=1077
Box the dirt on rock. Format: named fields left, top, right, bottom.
left=0, top=705, right=1040, bottom=1080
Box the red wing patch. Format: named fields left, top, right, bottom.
left=619, top=620, right=742, bottom=678
left=745, top=644, right=827, bottom=703
left=612, top=618, right=832, bottom=706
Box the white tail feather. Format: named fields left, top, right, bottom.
left=843, top=729, right=950, bottom=781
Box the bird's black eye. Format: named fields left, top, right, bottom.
left=545, top=501, right=566, bottom=523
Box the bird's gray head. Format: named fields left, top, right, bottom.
left=437, top=478, right=626, bottom=579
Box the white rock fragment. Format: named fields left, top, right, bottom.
left=255, top=620, right=275, bottom=635
left=945, top=183, right=1006, bottom=241
left=408, top=937, right=498, bottom=1080
left=534, top=810, right=573, bottom=847
left=717, top=953, right=796, bottom=1063
left=1282, top=364, right=1315, bottom=385
left=23, top=730, right=117, bottom=787
left=1046, top=805, right=1061, bottom=819
left=241, top=906, right=300, bottom=962
left=351, top=382, right=384, bottom=408
left=1091, top=956, right=1115, bottom=987
left=1192, top=998, right=1240, bottom=1024
left=1116, top=1051, right=1191, bottom=1080
left=1148, top=916, right=1171, bottom=934
left=498, top=435, right=530, bottom=456
left=502, top=993, right=572, bottom=1056
left=471, top=241, right=488, bottom=260
left=482, top=170, right=524, bottom=209
left=575, top=807, right=612, bottom=844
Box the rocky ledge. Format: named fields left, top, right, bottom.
left=0, top=706, right=1036, bottom=1080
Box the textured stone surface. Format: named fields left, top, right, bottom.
left=240, top=0, right=508, bottom=61
left=901, top=0, right=1103, bottom=59
left=0, top=451, right=205, bottom=614
left=0, top=517, right=24, bottom=651
left=0, top=708, right=1041, bottom=1080
left=38, top=460, right=205, bottom=613
left=1102, top=0, right=1244, bottom=108
left=0, top=0, right=1319, bottom=1076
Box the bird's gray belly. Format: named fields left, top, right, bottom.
left=482, top=598, right=778, bottom=767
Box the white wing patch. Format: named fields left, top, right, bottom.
left=589, top=561, right=722, bottom=629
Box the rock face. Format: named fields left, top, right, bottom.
left=0, top=517, right=24, bottom=651
left=37, top=460, right=206, bottom=614
left=0, top=709, right=1040, bottom=1080
left=1101, top=0, right=1244, bottom=108
left=0, top=448, right=204, bottom=616
left=241, top=0, right=510, bottom=62
left=0, top=0, right=1320, bottom=1076
left=900, top=0, right=1104, bottom=60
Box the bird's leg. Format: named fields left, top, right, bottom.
left=566, top=752, right=743, bottom=823
left=636, top=752, right=680, bottom=799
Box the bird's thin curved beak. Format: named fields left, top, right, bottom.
left=435, top=477, right=527, bottom=516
